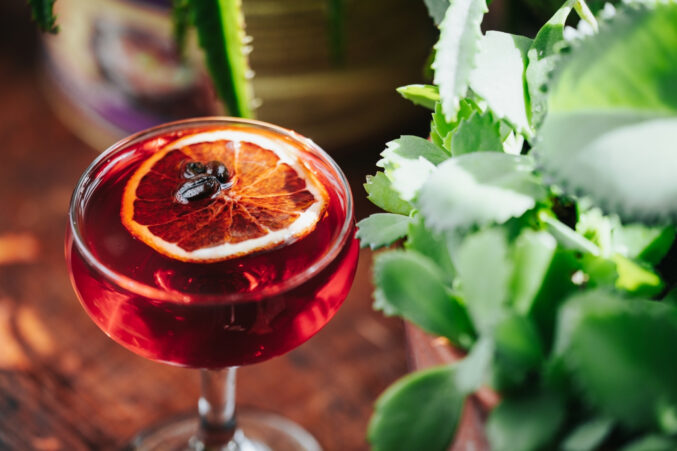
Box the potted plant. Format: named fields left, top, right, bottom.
left=357, top=0, right=677, bottom=449
left=27, top=0, right=433, bottom=150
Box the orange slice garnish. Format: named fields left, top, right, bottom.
left=121, top=129, right=328, bottom=262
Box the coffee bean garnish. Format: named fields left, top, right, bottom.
left=176, top=176, right=221, bottom=203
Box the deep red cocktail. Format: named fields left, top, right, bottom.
left=65, top=118, right=358, bottom=450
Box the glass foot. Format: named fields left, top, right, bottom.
left=128, top=408, right=322, bottom=451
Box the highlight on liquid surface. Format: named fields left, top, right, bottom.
left=66, top=121, right=358, bottom=368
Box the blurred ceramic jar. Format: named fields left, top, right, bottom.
left=42, top=0, right=433, bottom=151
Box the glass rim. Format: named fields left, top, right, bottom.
left=68, top=116, right=355, bottom=304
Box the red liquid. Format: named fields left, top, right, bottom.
left=66, top=124, right=358, bottom=368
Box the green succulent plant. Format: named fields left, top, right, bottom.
left=359, top=1, right=677, bottom=450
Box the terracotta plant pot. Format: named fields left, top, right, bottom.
left=405, top=323, right=499, bottom=451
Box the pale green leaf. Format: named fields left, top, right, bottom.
left=433, top=0, right=488, bottom=121
left=469, top=31, right=533, bottom=137
left=374, top=251, right=475, bottom=346
left=397, top=84, right=440, bottom=110
left=378, top=136, right=450, bottom=201
left=455, top=229, right=511, bottom=333
left=356, top=214, right=412, bottom=250
left=537, top=4, right=677, bottom=221
left=526, top=0, right=574, bottom=128
left=364, top=172, right=413, bottom=216
left=418, top=153, right=546, bottom=232
left=612, top=224, right=676, bottom=265
left=447, top=110, right=503, bottom=156
left=539, top=212, right=600, bottom=255
left=424, top=0, right=452, bottom=26
left=510, top=230, right=557, bottom=315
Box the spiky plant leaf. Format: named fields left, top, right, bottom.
left=447, top=110, right=503, bottom=156
left=525, top=0, right=574, bottom=128
left=469, top=31, right=533, bottom=137
left=555, top=291, right=677, bottom=429
left=189, top=0, right=254, bottom=118
left=487, top=390, right=566, bottom=451
left=418, top=153, right=546, bottom=232
left=27, top=0, right=58, bottom=33
left=377, top=136, right=450, bottom=201
left=364, top=172, right=413, bottom=216
left=536, top=3, right=677, bottom=222
left=432, top=0, right=488, bottom=121
left=373, top=251, right=475, bottom=347
left=356, top=214, right=413, bottom=250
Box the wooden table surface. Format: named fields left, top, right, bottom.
left=0, top=4, right=412, bottom=450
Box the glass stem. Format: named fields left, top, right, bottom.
left=195, top=367, right=238, bottom=450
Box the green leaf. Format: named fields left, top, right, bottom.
left=364, top=172, right=413, bottom=216
left=404, top=215, right=456, bottom=282
left=432, top=0, right=488, bottom=121
left=454, top=337, right=494, bottom=392
left=447, top=110, right=503, bottom=156
left=189, top=0, right=253, bottom=118
left=526, top=1, right=574, bottom=128
left=396, top=85, right=440, bottom=110
left=621, top=435, right=677, bottom=451
left=27, top=0, right=58, bottom=33
left=374, top=251, right=475, bottom=347
left=469, top=31, right=533, bottom=137
left=555, top=291, right=677, bottom=429
left=455, top=229, right=511, bottom=333
left=487, top=390, right=565, bottom=451
left=424, top=0, right=452, bottom=26
left=510, top=230, right=557, bottom=315
left=363, top=172, right=413, bottom=215
left=378, top=136, right=450, bottom=201
left=356, top=214, right=412, bottom=250
left=418, top=153, right=546, bottom=232
left=613, top=224, right=676, bottom=265
left=378, top=136, right=450, bottom=167
left=539, top=212, right=600, bottom=255
left=430, top=100, right=478, bottom=148
left=368, top=366, right=465, bottom=451
left=492, top=313, right=544, bottom=389
left=537, top=4, right=677, bottom=221
left=562, top=417, right=614, bottom=451
left=172, top=0, right=191, bottom=56
left=611, top=254, right=663, bottom=297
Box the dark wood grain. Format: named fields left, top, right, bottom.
left=0, top=3, right=407, bottom=449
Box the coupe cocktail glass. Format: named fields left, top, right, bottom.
left=65, top=118, right=359, bottom=450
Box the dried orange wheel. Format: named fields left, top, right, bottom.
left=121, top=129, right=329, bottom=262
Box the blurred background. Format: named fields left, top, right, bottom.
left=0, top=0, right=565, bottom=449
